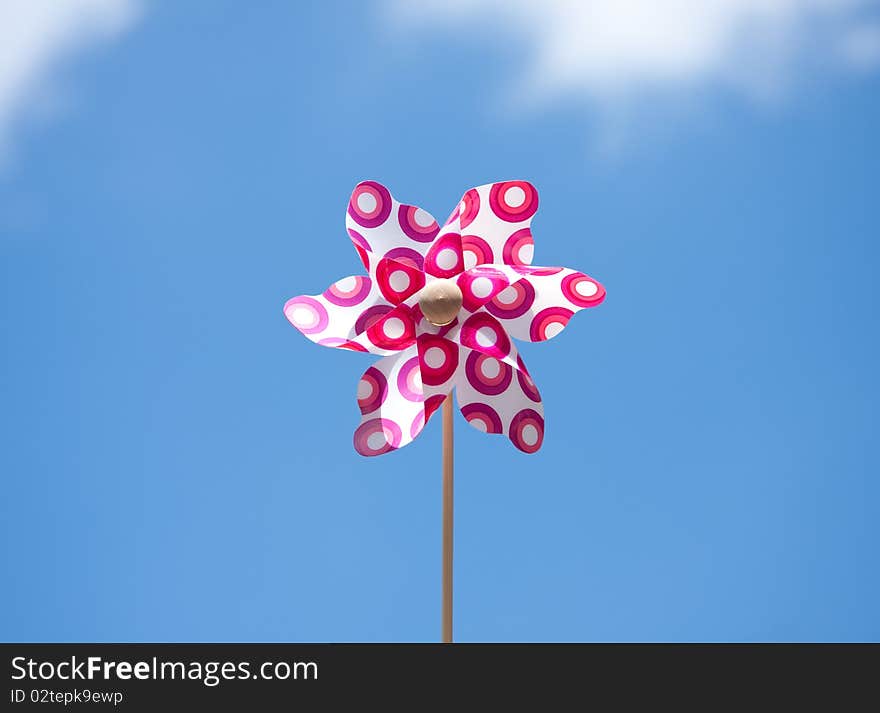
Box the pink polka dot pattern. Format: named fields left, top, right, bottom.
left=283, top=179, right=605, bottom=456
left=457, top=266, right=510, bottom=313
left=502, top=228, right=534, bottom=266
left=508, top=408, right=544, bottom=454
left=376, top=257, right=425, bottom=305
left=352, top=347, right=426, bottom=457
left=384, top=247, right=424, bottom=272
left=396, top=355, right=423, bottom=402
left=357, top=366, right=388, bottom=414
left=516, top=354, right=541, bottom=403
left=417, top=334, right=459, bottom=386
left=489, top=181, right=539, bottom=223
left=398, top=204, right=440, bottom=243
left=283, top=296, right=328, bottom=335
left=529, top=306, right=574, bottom=342
left=424, top=231, right=464, bottom=278
left=446, top=182, right=539, bottom=268
left=345, top=182, right=441, bottom=288
left=560, top=272, right=605, bottom=308
left=465, top=350, right=512, bottom=396
left=348, top=181, right=392, bottom=229
left=323, top=275, right=371, bottom=307
left=459, top=312, right=511, bottom=360
left=362, top=304, right=417, bottom=352
left=418, top=363, right=458, bottom=437
left=285, top=273, right=408, bottom=355
left=485, top=278, right=535, bottom=320
left=354, top=417, right=402, bottom=456
left=477, top=267, right=606, bottom=343
left=354, top=304, right=394, bottom=335
left=423, top=393, right=447, bottom=421
left=454, top=345, right=545, bottom=453
left=459, top=188, right=481, bottom=229
left=461, top=234, right=493, bottom=269
left=460, top=402, right=503, bottom=434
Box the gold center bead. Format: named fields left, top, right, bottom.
left=418, top=279, right=463, bottom=327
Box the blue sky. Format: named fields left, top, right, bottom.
left=2, top=0, right=878, bottom=642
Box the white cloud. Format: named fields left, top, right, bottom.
left=0, top=0, right=140, bottom=158
left=388, top=0, right=880, bottom=109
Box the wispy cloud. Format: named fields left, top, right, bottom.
left=388, top=0, right=880, bottom=131
left=0, top=0, right=141, bottom=159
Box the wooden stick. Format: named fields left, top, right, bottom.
left=441, top=394, right=454, bottom=643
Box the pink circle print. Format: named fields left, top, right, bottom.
left=461, top=402, right=503, bottom=434
left=459, top=188, right=481, bottom=229
left=348, top=181, right=392, bottom=228
left=561, top=272, right=605, bottom=308
left=398, top=204, right=439, bottom=243
left=502, top=228, right=534, bottom=266
left=396, top=355, right=424, bottom=402
left=460, top=312, right=511, bottom=360
left=323, top=275, right=371, bottom=307
left=357, top=366, right=388, bottom=415
left=465, top=350, right=512, bottom=396
left=486, top=279, right=535, bottom=320
left=418, top=335, right=459, bottom=386
left=284, top=296, right=328, bottom=335
left=354, top=418, right=402, bottom=456
left=509, top=408, right=544, bottom=453
left=489, top=181, right=538, bottom=223
left=461, top=234, right=493, bottom=270
left=528, top=306, right=573, bottom=342
left=424, top=232, right=464, bottom=278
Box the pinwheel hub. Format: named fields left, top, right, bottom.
left=419, top=278, right=463, bottom=327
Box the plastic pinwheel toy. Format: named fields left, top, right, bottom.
left=283, top=180, right=605, bottom=641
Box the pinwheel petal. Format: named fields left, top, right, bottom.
left=375, top=256, right=426, bottom=305
left=346, top=181, right=440, bottom=276
left=416, top=333, right=460, bottom=401
left=456, top=181, right=539, bottom=270
left=484, top=267, right=605, bottom=342
left=352, top=333, right=461, bottom=456
left=353, top=346, right=426, bottom=456
left=407, top=333, right=461, bottom=440
left=423, top=225, right=464, bottom=279
left=456, top=265, right=512, bottom=312
left=456, top=347, right=545, bottom=454
left=352, top=303, right=419, bottom=355
left=455, top=311, right=519, bottom=370
left=284, top=275, right=397, bottom=353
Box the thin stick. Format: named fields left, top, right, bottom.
left=441, top=394, right=454, bottom=643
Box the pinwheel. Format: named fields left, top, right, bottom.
left=283, top=180, right=605, bottom=641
